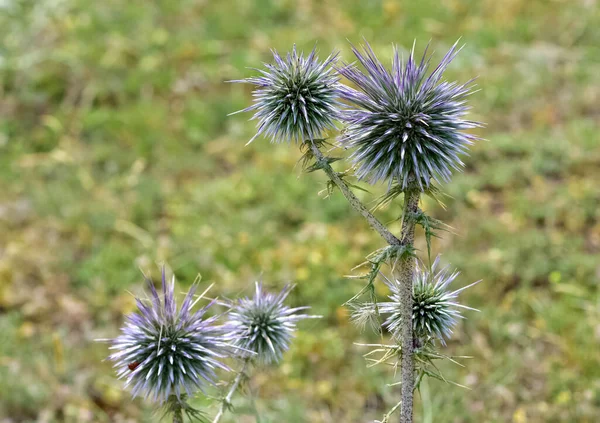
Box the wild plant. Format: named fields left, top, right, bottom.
left=233, top=40, right=482, bottom=422
left=100, top=269, right=314, bottom=422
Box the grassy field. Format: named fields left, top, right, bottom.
left=1, top=0, right=599, bottom=422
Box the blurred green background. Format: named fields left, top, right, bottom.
left=1, top=0, right=599, bottom=422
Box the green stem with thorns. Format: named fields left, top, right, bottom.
left=172, top=408, right=183, bottom=423
left=212, top=357, right=251, bottom=423
left=309, top=140, right=420, bottom=422
left=396, top=188, right=420, bottom=423
left=309, top=141, right=401, bottom=246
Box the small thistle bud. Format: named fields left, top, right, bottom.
left=231, top=45, right=340, bottom=144
left=379, top=257, right=480, bottom=344
left=227, top=282, right=316, bottom=364
left=104, top=269, right=233, bottom=403
left=338, top=40, right=482, bottom=189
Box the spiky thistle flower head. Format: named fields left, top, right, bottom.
left=338, top=40, right=482, bottom=190
left=231, top=45, right=340, bottom=144
left=379, top=256, right=479, bottom=345
left=227, top=282, right=315, bottom=364
left=104, top=269, right=233, bottom=403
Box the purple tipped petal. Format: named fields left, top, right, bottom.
left=337, top=40, right=482, bottom=189
left=376, top=256, right=479, bottom=345
left=231, top=46, right=341, bottom=144
left=227, top=281, right=318, bottom=364
left=103, top=270, right=233, bottom=404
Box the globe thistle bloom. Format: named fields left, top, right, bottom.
left=231, top=45, right=340, bottom=144
left=105, top=269, right=233, bottom=403
left=227, top=282, right=315, bottom=364
left=338, top=40, right=482, bottom=189
left=379, top=256, right=480, bottom=344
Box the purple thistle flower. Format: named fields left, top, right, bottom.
left=105, top=269, right=233, bottom=403
left=379, top=256, right=480, bottom=344
left=338, top=40, right=482, bottom=189
left=227, top=282, right=316, bottom=364
left=231, top=45, right=340, bottom=144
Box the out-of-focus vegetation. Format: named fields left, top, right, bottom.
left=0, top=0, right=599, bottom=422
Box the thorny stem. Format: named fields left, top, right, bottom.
left=309, top=140, right=420, bottom=422
left=172, top=408, right=183, bottom=423
left=165, top=395, right=185, bottom=423
left=395, top=189, right=420, bottom=423
left=309, top=141, right=401, bottom=246
left=212, top=358, right=251, bottom=423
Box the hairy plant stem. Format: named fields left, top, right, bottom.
left=309, top=141, right=401, bottom=246
left=172, top=408, right=183, bottom=423
left=309, top=140, right=420, bottom=422
left=396, top=189, right=420, bottom=423
left=165, top=395, right=185, bottom=423
left=212, top=358, right=251, bottom=423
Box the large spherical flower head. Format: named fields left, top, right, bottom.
left=106, top=269, right=232, bottom=403
left=338, top=40, right=482, bottom=189
left=231, top=45, right=340, bottom=144
left=227, top=282, right=314, bottom=364
left=379, top=256, right=480, bottom=345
